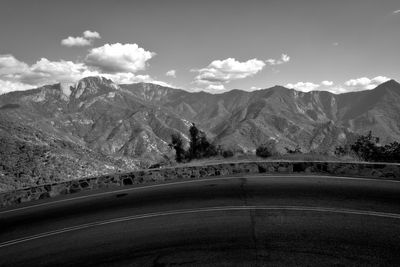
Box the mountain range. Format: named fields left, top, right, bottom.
left=1, top=76, right=400, bottom=191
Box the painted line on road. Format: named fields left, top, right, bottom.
left=1, top=205, right=400, bottom=248
left=1, top=174, right=399, bottom=215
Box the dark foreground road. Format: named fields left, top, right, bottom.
left=1, top=174, right=400, bottom=266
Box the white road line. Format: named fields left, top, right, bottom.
left=1, top=205, right=400, bottom=248
left=1, top=174, right=399, bottom=215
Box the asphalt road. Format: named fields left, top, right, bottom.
left=1, top=174, right=400, bottom=266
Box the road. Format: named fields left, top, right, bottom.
left=1, top=174, right=400, bottom=266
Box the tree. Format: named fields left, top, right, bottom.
left=188, top=123, right=200, bottom=159
left=169, top=133, right=185, bottom=163
left=350, top=131, right=380, bottom=161
left=188, top=123, right=217, bottom=159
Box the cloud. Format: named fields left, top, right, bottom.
left=286, top=76, right=390, bottom=94
left=61, top=36, right=92, bottom=47
left=0, top=79, right=32, bottom=94
left=344, top=76, right=390, bottom=90
left=85, top=43, right=155, bottom=73
left=20, top=58, right=97, bottom=85
left=194, top=58, right=265, bottom=84
left=393, top=9, right=400, bottom=14
left=83, top=30, right=101, bottom=39
left=321, top=80, right=334, bottom=86
left=61, top=30, right=101, bottom=47
left=265, top=54, right=291, bottom=65
left=0, top=54, right=29, bottom=75
left=165, top=69, right=176, bottom=78
left=0, top=51, right=170, bottom=94
left=101, top=72, right=172, bottom=87
left=286, top=82, right=320, bottom=92
left=332, top=42, right=339, bottom=46
left=206, top=84, right=225, bottom=91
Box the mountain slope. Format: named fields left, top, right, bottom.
left=1, top=77, right=400, bottom=191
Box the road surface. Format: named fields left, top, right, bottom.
left=1, top=174, right=400, bottom=266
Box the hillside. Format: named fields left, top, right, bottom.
left=1, top=77, right=400, bottom=191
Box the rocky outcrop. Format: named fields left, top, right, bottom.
left=1, top=161, right=399, bottom=207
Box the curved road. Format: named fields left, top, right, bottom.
left=1, top=174, right=400, bottom=266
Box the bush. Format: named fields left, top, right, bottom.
left=380, top=141, right=400, bottom=162
left=256, top=140, right=278, bottom=158
left=256, top=146, right=271, bottom=158
left=335, top=131, right=400, bottom=163
left=350, top=131, right=380, bottom=161
left=285, top=145, right=302, bottom=154
left=222, top=149, right=234, bottom=158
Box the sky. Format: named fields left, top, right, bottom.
left=0, top=0, right=399, bottom=94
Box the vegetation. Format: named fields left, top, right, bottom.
left=188, top=123, right=218, bottom=159
left=221, top=149, right=234, bottom=158
left=169, top=133, right=185, bottom=163
left=284, top=145, right=302, bottom=154
left=256, top=140, right=278, bottom=158
left=169, top=123, right=237, bottom=163
left=169, top=127, right=400, bottom=164
left=335, top=131, right=400, bottom=163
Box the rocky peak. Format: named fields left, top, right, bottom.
left=72, top=76, right=119, bottom=99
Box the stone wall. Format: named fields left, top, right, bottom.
left=1, top=161, right=400, bottom=207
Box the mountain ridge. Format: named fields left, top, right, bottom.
left=1, top=76, right=400, bottom=191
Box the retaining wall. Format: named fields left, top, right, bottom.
left=1, top=161, right=400, bottom=207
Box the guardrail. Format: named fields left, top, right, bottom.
left=1, top=161, right=399, bottom=207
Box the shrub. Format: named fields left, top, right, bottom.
left=256, top=140, right=278, bottom=158
left=256, top=144, right=272, bottom=158
left=285, top=145, right=302, bottom=154
left=350, top=131, right=380, bottom=161
left=335, top=131, right=400, bottom=163
left=222, top=149, right=234, bottom=158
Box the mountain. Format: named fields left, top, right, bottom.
left=1, top=77, right=400, bottom=191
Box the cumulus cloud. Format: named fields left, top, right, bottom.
left=0, top=54, right=29, bottom=75
left=0, top=55, right=99, bottom=91
left=0, top=48, right=170, bottom=94
left=192, top=57, right=265, bottom=93
left=83, top=30, right=101, bottom=39
left=344, top=76, right=390, bottom=90
left=321, top=80, right=334, bottom=86
left=0, top=79, right=32, bottom=94
left=286, top=82, right=320, bottom=92
left=286, top=76, right=391, bottom=94
left=265, top=54, right=291, bottom=65
left=165, top=69, right=176, bottom=78
left=194, top=58, right=265, bottom=84
left=20, top=58, right=97, bottom=85
left=101, top=72, right=172, bottom=87
left=61, top=36, right=92, bottom=47
left=85, top=43, right=155, bottom=73
left=206, top=84, right=225, bottom=91
left=61, top=30, right=101, bottom=47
